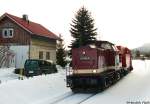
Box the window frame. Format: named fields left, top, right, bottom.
left=39, top=51, right=43, bottom=59
left=2, top=28, right=14, bottom=38
left=8, top=29, right=14, bottom=38
left=46, top=52, right=50, bottom=60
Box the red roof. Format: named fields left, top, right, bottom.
left=1, top=13, right=59, bottom=40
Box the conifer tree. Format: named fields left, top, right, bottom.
left=70, top=7, right=97, bottom=48
left=56, top=35, right=67, bottom=68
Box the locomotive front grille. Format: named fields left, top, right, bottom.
left=67, top=75, right=101, bottom=88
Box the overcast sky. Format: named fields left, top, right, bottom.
left=0, top=0, right=150, bottom=49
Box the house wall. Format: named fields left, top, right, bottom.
left=30, top=37, right=56, bottom=63
left=0, top=17, right=30, bottom=45
left=0, top=17, right=30, bottom=68
left=10, top=46, right=29, bottom=68
left=0, top=16, right=57, bottom=68
left=0, top=45, right=29, bottom=68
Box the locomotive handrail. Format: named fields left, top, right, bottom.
left=66, top=66, right=73, bottom=76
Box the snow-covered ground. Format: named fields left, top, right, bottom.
left=82, top=60, right=150, bottom=104
left=0, top=69, right=70, bottom=104
left=0, top=60, right=150, bottom=104
left=0, top=68, right=19, bottom=83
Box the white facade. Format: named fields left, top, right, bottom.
left=10, top=46, right=29, bottom=69
left=0, top=44, right=56, bottom=69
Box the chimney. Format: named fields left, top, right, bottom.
left=22, top=14, right=28, bottom=21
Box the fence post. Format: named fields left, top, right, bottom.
left=19, top=68, right=23, bottom=80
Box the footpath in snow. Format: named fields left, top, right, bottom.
left=0, top=60, right=150, bottom=104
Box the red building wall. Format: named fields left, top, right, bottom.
left=0, top=17, right=31, bottom=45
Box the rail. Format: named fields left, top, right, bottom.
left=49, top=92, right=97, bottom=104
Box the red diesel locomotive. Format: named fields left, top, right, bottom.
left=66, top=41, right=133, bottom=92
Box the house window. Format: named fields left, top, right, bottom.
left=3, top=30, right=8, bottom=37
left=39, top=51, right=43, bottom=59
left=9, top=29, right=13, bottom=37
left=2, top=28, right=14, bottom=38
left=46, top=52, right=50, bottom=60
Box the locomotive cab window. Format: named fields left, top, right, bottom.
left=101, top=43, right=113, bottom=50
left=112, top=45, right=118, bottom=51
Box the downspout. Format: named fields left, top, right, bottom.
left=29, top=34, right=31, bottom=59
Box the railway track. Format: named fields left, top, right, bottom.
left=77, top=93, right=97, bottom=104
left=49, top=92, right=97, bottom=104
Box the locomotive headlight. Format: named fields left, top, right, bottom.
left=92, top=69, right=97, bottom=73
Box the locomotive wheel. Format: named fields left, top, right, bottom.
left=111, top=75, right=116, bottom=84
left=71, top=88, right=77, bottom=93
left=124, top=70, right=129, bottom=75
left=120, top=69, right=125, bottom=78
left=116, top=72, right=121, bottom=80
left=102, top=77, right=109, bottom=89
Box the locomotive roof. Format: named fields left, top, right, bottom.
left=93, top=40, right=115, bottom=50
left=71, top=40, right=115, bottom=49
left=95, top=40, right=114, bottom=46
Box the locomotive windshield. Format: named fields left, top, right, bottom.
left=100, top=43, right=116, bottom=51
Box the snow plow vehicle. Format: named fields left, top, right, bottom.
left=66, top=41, right=133, bottom=92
